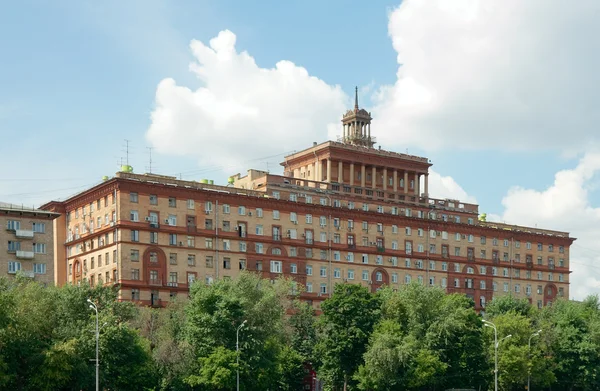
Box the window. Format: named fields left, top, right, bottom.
left=406, top=275, right=413, bottom=284
left=272, top=191, right=280, bottom=200
left=168, top=197, right=176, bottom=207
left=131, top=230, right=139, bottom=242
left=305, top=282, right=313, bottom=293
left=31, top=263, right=46, bottom=274
left=256, top=208, right=263, bottom=218
left=255, top=243, right=263, bottom=254
left=290, top=263, right=297, bottom=274
left=131, top=268, right=140, bottom=280
left=222, top=257, right=231, bottom=269
left=480, top=280, right=486, bottom=289
left=129, top=210, right=139, bottom=221
left=187, top=199, right=195, bottom=209
left=167, top=215, right=177, bottom=226
left=130, top=192, right=138, bottom=203
left=468, top=235, right=474, bottom=242
left=238, top=206, right=246, bottom=215
left=150, top=232, right=158, bottom=244
left=320, top=266, right=327, bottom=277
left=334, top=268, right=341, bottom=278
left=169, top=234, right=177, bottom=246
left=467, top=267, right=474, bottom=274
left=33, top=243, right=46, bottom=254
left=362, top=270, right=369, bottom=281
left=320, top=284, right=327, bottom=294
left=273, top=210, right=280, bottom=220
left=306, top=265, right=313, bottom=276
left=222, top=239, right=230, bottom=250
left=149, top=194, right=158, bottom=205
left=32, top=223, right=46, bottom=233
left=538, top=243, right=543, bottom=251
left=347, top=269, right=355, bottom=280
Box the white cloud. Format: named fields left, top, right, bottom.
left=428, top=170, right=477, bottom=204
left=146, top=30, right=347, bottom=171
left=489, top=153, right=600, bottom=300
left=373, top=0, right=600, bottom=152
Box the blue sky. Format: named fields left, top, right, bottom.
left=2, top=0, right=600, bottom=296
left=0, top=0, right=577, bottom=212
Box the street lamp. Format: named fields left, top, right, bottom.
left=236, top=320, right=247, bottom=391
left=87, top=299, right=99, bottom=391
left=528, top=329, right=542, bottom=391
left=483, top=319, right=512, bottom=391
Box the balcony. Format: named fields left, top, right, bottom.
left=167, top=281, right=179, bottom=287
left=16, top=250, right=34, bottom=259
left=273, top=235, right=281, bottom=241
left=526, top=261, right=534, bottom=269
left=15, top=229, right=34, bottom=239
left=305, top=239, right=314, bottom=245
left=20, top=270, right=35, bottom=278
left=149, top=278, right=162, bottom=286
left=376, top=246, right=385, bottom=253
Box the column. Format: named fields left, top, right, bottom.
left=393, top=170, right=398, bottom=192
left=315, top=161, right=320, bottom=182
left=350, top=163, right=355, bottom=186
left=338, top=161, right=343, bottom=184
left=404, top=172, right=408, bottom=193
left=361, top=164, right=366, bottom=187
left=326, top=159, right=332, bottom=182
left=424, top=173, right=429, bottom=198
left=372, top=166, right=377, bottom=189
left=414, top=173, right=419, bottom=195
left=383, top=168, right=388, bottom=191
left=368, top=123, right=371, bottom=140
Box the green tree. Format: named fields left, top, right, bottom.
left=183, top=272, right=301, bottom=390
left=314, top=283, right=381, bottom=390
left=537, top=296, right=600, bottom=391
left=355, top=283, right=487, bottom=391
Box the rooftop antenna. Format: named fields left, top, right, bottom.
left=146, top=147, right=153, bottom=173
left=124, top=139, right=131, bottom=166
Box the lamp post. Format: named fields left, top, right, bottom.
left=87, top=299, right=99, bottom=391
left=236, top=320, right=247, bottom=391
left=483, top=319, right=512, bottom=391
left=527, top=329, right=542, bottom=390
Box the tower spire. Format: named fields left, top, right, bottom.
left=354, top=86, right=359, bottom=111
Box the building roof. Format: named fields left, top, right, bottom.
left=0, top=201, right=61, bottom=217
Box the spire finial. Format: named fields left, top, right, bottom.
left=354, top=86, right=359, bottom=110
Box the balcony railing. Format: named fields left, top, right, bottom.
left=16, top=250, right=34, bottom=259
left=305, top=239, right=314, bottom=245
left=15, top=229, right=34, bottom=239
left=376, top=246, right=385, bottom=253
left=273, top=235, right=281, bottom=241
left=149, top=278, right=162, bottom=286
left=167, top=281, right=179, bottom=287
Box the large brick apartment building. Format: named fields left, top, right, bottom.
left=40, top=95, right=574, bottom=311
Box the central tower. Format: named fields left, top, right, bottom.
left=341, top=87, right=375, bottom=148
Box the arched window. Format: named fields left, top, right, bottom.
left=467, top=267, right=474, bottom=274
left=376, top=272, right=383, bottom=282
left=150, top=252, right=158, bottom=263
left=272, top=248, right=282, bottom=255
